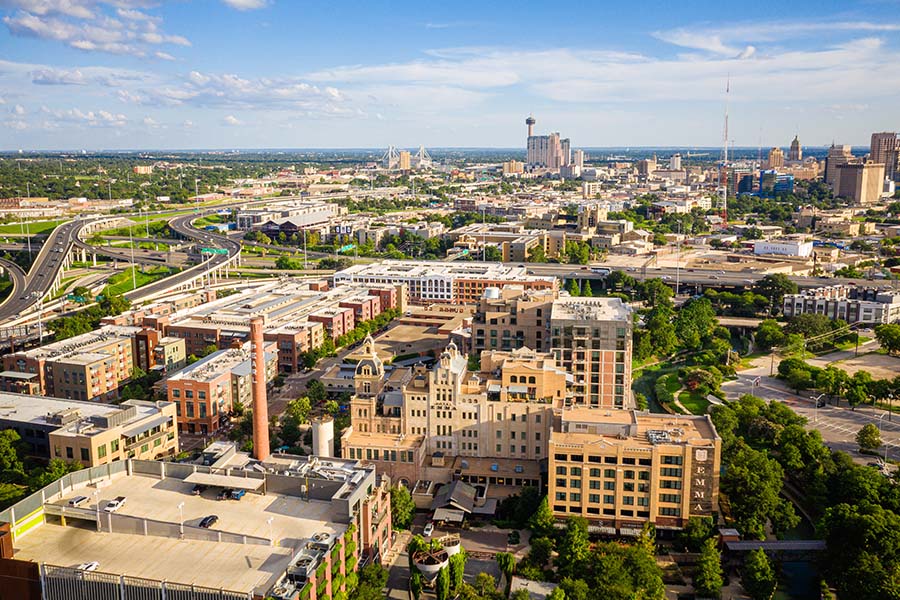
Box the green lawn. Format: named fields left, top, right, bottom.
left=832, top=336, right=872, bottom=352
left=0, top=219, right=67, bottom=235
left=103, top=266, right=172, bottom=296
left=678, top=391, right=711, bottom=415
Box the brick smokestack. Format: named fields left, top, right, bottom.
left=250, top=316, right=270, bottom=461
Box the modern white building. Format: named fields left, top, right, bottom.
left=753, top=239, right=813, bottom=257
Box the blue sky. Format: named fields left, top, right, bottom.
left=1, top=0, right=899, bottom=150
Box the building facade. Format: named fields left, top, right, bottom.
left=835, top=161, right=886, bottom=205
left=782, top=285, right=900, bottom=325
left=548, top=408, right=721, bottom=531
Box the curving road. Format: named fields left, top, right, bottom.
left=123, top=213, right=241, bottom=302
left=0, top=220, right=83, bottom=322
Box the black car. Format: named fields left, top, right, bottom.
left=216, top=488, right=233, bottom=500
left=191, top=484, right=208, bottom=496
left=198, top=515, right=218, bottom=529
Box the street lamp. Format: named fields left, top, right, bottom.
left=177, top=501, right=185, bottom=538
left=267, top=516, right=274, bottom=546
left=811, top=393, right=826, bottom=423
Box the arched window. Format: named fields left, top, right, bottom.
left=529, top=376, right=536, bottom=384
left=510, top=375, right=517, bottom=383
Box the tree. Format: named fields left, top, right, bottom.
left=754, top=319, right=785, bottom=352
left=474, top=573, right=497, bottom=597
left=307, top=379, right=326, bottom=403
left=566, top=278, right=580, bottom=297
left=286, top=396, right=311, bottom=423
left=351, top=564, right=388, bottom=600
left=495, top=551, right=516, bottom=596
left=786, top=368, right=813, bottom=393
left=409, top=570, right=422, bottom=600
left=436, top=566, right=450, bottom=600
left=510, top=590, right=531, bottom=600
left=857, top=423, right=882, bottom=451
left=527, top=245, right=546, bottom=263
left=390, top=485, right=415, bottom=530
left=721, top=441, right=798, bottom=539
left=753, top=274, right=798, bottom=313
left=0, top=429, right=24, bottom=483
left=528, top=536, right=553, bottom=567
left=582, top=280, right=593, bottom=297
left=555, top=516, right=590, bottom=580
left=679, top=516, right=715, bottom=552
left=449, top=551, right=467, bottom=593
left=528, top=496, right=555, bottom=539
left=693, top=538, right=723, bottom=599
left=546, top=589, right=567, bottom=600
left=558, top=578, right=590, bottom=600
left=674, top=298, right=718, bottom=351
left=742, top=548, right=777, bottom=600
left=875, top=324, right=900, bottom=355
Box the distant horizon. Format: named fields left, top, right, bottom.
left=0, top=144, right=874, bottom=156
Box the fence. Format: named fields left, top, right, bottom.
left=40, top=564, right=251, bottom=600
left=132, top=459, right=266, bottom=487
left=0, top=460, right=129, bottom=542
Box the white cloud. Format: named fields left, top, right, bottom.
left=13, top=103, right=25, bottom=115
left=182, top=119, right=193, bottom=128
left=142, top=115, right=159, bottom=127
left=221, top=0, right=267, bottom=10
left=2, top=119, right=28, bottom=130
left=31, top=67, right=87, bottom=85
left=1, top=1, right=190, bottom=58
left=654, top=19, right=900, bottom=53
left=43, top=106, right=128, bottom=127
left=222, top=114, right=241, bottom=126
left=154, top=51, right=175, bottom=61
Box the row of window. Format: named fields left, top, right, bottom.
left=348, top=447, right=416, bottom=462
left=171, top=389, right=208, bottom=400
left=555, top=454, right=684, bottom=466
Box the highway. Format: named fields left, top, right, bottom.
left=0, top=219, right=83, bottom=322
left=0, top=257, right=26, bottom=301
left=521, top=263, right=880, bottom=290
left=123, top=213, right=241, bottom=302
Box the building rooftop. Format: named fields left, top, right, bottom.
left=335, top=260, right=555, bottom=282
left=17, top=325, right=140, bottom=360
left=550, top=296, right=632, bottom=322
left=0, top=393, right=160, bottom=430
left=52, top=351, right=112, bottom=366
left=554, top=408, right=719, bottom=449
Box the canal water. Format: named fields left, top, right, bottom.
left=775, top=513, right=820, bottom=600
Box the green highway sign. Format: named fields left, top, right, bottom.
left=337, top=244, right=356, bottom=253
left=201, top=247, right=229, bottom=255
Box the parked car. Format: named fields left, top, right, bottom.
left=198, top=515, right=219, bottom=529
left=216, top=488, right=233, bottom=501
left=191, top=484, right=208, bottom=496
left=68, top=495, right=89, bottom=508
left=230, top=489, right=246, bottom=501
left=423, top=522, right=434, bottom=537
left=103, top=496, right=126, bottom=513
left=77, top=561, right=100, bottom=572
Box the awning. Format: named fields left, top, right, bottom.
left=183, top=472, right=265, bottom=490
left=487, top=384, right=501, bottom=393
left=508, top=385, right=528, bottom=393
left=433, top=508, right=465, bottom=523
left=121, top=415, right=169, bottom=439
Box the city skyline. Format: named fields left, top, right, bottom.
left=1, top=0, right=899, bottom=150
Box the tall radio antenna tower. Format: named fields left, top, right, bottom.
left=718, top=77, right=730, bottom=224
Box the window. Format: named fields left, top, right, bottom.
left=622, top=496, right=634, bottom=505
left=569, top=493, right=581, bottom=502
left=661, top=467, right=682, bottom=477
left=660, top=507, right=681, bottom=517
left=97, top=444, right=107, bottom=459
left=556, top=479, right=567, bottom=488
left=555, top=453, right=567, bottom=461
left=588, top=494, right=600, bottom=504
left=604, top=481, right=615, bottom=491
left=662, top=455, right=683, bottom=465
left=66, top=447, right=73, bottom=459
left=570, top=479, right=581, bottom=489
left=172, top=389, right=180, bottom=398
left=110, top=439, right=119, bottom=452
left=556, top=466, right=567, bottom=475
left=570, top=467, right=582, bottom=476
left=198, top=391, right=206, bottom=400
left=185, top=390, right=194, bottom=399
left=555, top=492, right=566, bottom=501
left=80, top=448, right=89, bottom=462
left=604, top=469, right=616, bottom=478
left=660, top=493, right=680, bottom=503
left=660, top=480, right=682, bottom=490
left=603, top=494, right=615, bottom=504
